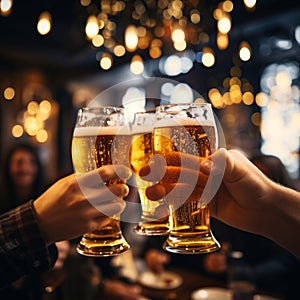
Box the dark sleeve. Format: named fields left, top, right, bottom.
left=253, top=249, right=299, bottom=292
left=0, top=200, right=58, bottom=288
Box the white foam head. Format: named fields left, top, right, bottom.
left=131, top=125, right=153, bottom=134
left=155, top=116, right=214, bottom=128
left=73, top=126, right=130, bottom=137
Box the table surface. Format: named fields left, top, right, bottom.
left=140, top=267, right=227, bottom=300
left=139, top=267, right=282, bottom=300
left=96, top=266, right=283, bottom=300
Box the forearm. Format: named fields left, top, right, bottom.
left=261, top=182, right=300, bottom=259
left=0, top=201, right=58, bottom=288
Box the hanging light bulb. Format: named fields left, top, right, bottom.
left=174, top=40, right=186, bottom=51
left=113, top=44, right=126, bottom=57
left=12, top=124, right=24, bottom=138
left=100, top=53, right=113, bottom=70
left=217, top=32, right=228, bottom=50
left=125, top=25, right=138, bottom=51
left=85, top=15, right=99, bottom=39
left=217, top=14, right=231, bottom=34
left=172, top=28, right=186, bottom=51
left=171, top=28, right=185, bottom=43
left=37, top=11, right=52, bottom=35
left=239, top=41, right=252, bottom=61
left=202, top=47, right=215, bottom=67
left=130, top=55, right=144, bottom=74
left=0, top=0, right=13, bottom=16
left=243, top=0, right=256, bottom=9
left=92, top=34, right=104, bottom=47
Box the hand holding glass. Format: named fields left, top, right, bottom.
left=153, top=103, right=220, bottom=254
left=71, top=106, right=131, bottom=257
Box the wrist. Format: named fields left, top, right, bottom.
left=32, top=199, right=51, bottom=246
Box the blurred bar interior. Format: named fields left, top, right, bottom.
left=0, top=0, right=300, bottom=184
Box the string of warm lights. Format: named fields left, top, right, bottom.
left=1, top=0, right=259, bottom=144
left=37, top=11, right=52, bottom=35
left=1, top=0, right=299, bottom=180
left=9, top=99, right=52, bottom=143
left=0, top=0, right=255, bottom=72
left=80, top=0, right=255, bottom=71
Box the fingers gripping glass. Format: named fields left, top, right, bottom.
left=153, top=103, right=220, bottom=254
left=71, top=106, right=130, bottom=257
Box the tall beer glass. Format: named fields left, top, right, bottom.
left=153, top=103, right=220, bottom=254
left=130, top=111, right=169, bottom=236
left=71, top=106, right=131, bottom=257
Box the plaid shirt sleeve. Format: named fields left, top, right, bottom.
left=0, top=200, right=58, bottom=288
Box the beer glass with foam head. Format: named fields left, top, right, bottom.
left=153, top=103, right=220, bottom=254
left=71, top=106, right=131, bottom=257
left=130, top=110, right=169, bottom=236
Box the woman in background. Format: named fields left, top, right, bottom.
left=0, top=142, right=70, bottom=300
left=0, top=143, right=46, bottom=213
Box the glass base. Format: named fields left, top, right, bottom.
left=77, top=234, right=130, bottom=257
left=163, top=230, right=220, bottom=254
left=134, top=221, right=169, bottom=236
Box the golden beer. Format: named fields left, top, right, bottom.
left=72, top=128, right=131, bottom=177
left=130, top=130, right=169, bottom=235
left=153, top=103, right=220, bottom=254
left=72, top=106, right=131, bottom=257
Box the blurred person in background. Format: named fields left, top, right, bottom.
left=0, top=143, right=71, bottom=300
left=0, top=143, right=47, bottom=212
left=0, top=162, right=131, bottom=291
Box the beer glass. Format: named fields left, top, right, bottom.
left=153, top=103, right=220, bottom=254
left=130, top=111, right=169, bottom=236
left=71, top=106, right=131, bottom=257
